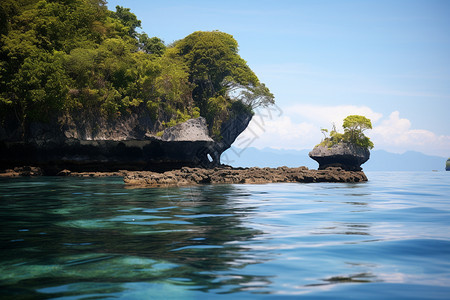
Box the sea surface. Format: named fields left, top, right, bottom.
left=1, top=172, right=449, bottom=299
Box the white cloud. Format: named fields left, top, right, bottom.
left=234, top=115, right=318, bottom=150
left=232, top=105, right=450, bottom=157
left=371, top=111, right=450, bottom=156
left=287, top=104, right=383, bottom=129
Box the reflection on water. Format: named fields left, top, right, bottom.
left=1, top=172, right=450, bottom=299
left=0, top=178, right=270, bottom=297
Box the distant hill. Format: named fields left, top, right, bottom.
left=364, top=150, right=447, bottom=171
left=222, top=147, right=447, bottom=171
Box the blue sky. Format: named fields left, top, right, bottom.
left=107, top=0, right=450, bottom=157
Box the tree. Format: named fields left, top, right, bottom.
left=173, top=31, right=273, bottom=112
left=111, top=5, right=141, bottom=38
left=342, top=115, right=373, bottom=149
left=138, top=33, right=166, bottom=56
left=319, top=115, right=374, bottom=149
left=0, top=2, right=273, bottom=140
left=320, top=128, right=328, bottom=139
left=222, top=78, right=274, bottom=109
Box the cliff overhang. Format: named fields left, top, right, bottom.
left=0, top=113, right=252, bottom=174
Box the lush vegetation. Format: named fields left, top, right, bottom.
left=0, top=0, right=273, bottom=138
left=320, top=115, right=374, bottom=149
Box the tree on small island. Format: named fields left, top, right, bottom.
left=310, top=115, right=373, bottom=171
left=319, top=115, right=374, bottom=150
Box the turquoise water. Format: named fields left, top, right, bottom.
left=1, top=172, right=450, bottom=299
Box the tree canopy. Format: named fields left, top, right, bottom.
left=320, top=115, right=374, bottom=149
left=172, top=31, right=273, bottom=112
left=0, top=1, right=273, bottom=139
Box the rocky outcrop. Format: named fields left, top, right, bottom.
left=0, top=136, right=219, bottom=174
left=309, top=142, right=370, bottom=171
left=0, top=108, right=157, bottom=143
left=0, top=166, right=43, bottom=177
left=0, top=110, right=252, bottom=174
left=124, top=166, right=368, bottom=186
left=196, top=110, right=253, bottom=167
left=60, top=109, right=156, bottom=141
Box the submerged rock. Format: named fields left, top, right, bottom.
left=309, top=143, right=370, bottom=171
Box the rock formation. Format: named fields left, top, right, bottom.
left=0, top=109, right=252, bottom=174
left=309, top=142, right=370, bottom=171
left=161, top=118, right=213, bottom=142
left=124, top=166, right=368, bottom=186
left=195, top=111, right=253, bottom=167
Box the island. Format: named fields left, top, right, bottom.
left=0, top=1, right=370, bottom=184
left=309, top=115, right=373, bottom=172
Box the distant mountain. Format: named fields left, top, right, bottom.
left=222, top=147, right=447, bottom=171
left=364, top=150, right=447, bottom=171
left=221, top=147, right=316, bottom=169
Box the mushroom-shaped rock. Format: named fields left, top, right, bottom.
left=309, top=142, right=370, bottom=171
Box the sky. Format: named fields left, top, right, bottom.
left=107, top=0, right=450, bottom=157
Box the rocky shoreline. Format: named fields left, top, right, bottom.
left=0, top=166, right=127, bottom=178
left=124, top=166, right=367, bottom=187
left=0, top=165, right=368, bottom=185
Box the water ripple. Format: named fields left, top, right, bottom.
left=0, top=173, right=449, bottom=299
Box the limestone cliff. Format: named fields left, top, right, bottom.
left=161, top=118, right=213, bottom=142
left=197, top=110, right=253, bottom=167
left=0, top=107, right=252, bottom=174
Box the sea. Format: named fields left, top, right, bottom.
left=1, top=171, right=449, bottom=299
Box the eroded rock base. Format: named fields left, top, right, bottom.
left=124, top=166, right=368, bottom=187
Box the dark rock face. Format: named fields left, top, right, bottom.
left=0, top=138, right=217, bottom=174
left=198, top=111, right=253, bottom=166
left=0, top=111, right=252, bottom=173
left=124, top=166, right=368, bottom=186
left=219, top=112, right=253, bottom=150
left=309, top=143, right=370, bottom=171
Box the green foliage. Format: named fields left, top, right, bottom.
left=111, top=5, right=141, bottom=38
left=343, top=115, right=372, bottom=135
left=224, top=79, right=274, bottom=109
left=1, top=50, right=70, bottom=125
left=154, top=55, right=192, bottom=106
left=138, top=33, right=166, bottom=56
left=319, top=115, right=374, bottom=149
left=0, top=3, right=273, bottom=139
left=172, top=31, right=272, bottom=112
left=162, top=107, right=200, bottom=128
left=342, top=115, right=374, bottom=149
left=206, top=95, right=230, bottom=138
